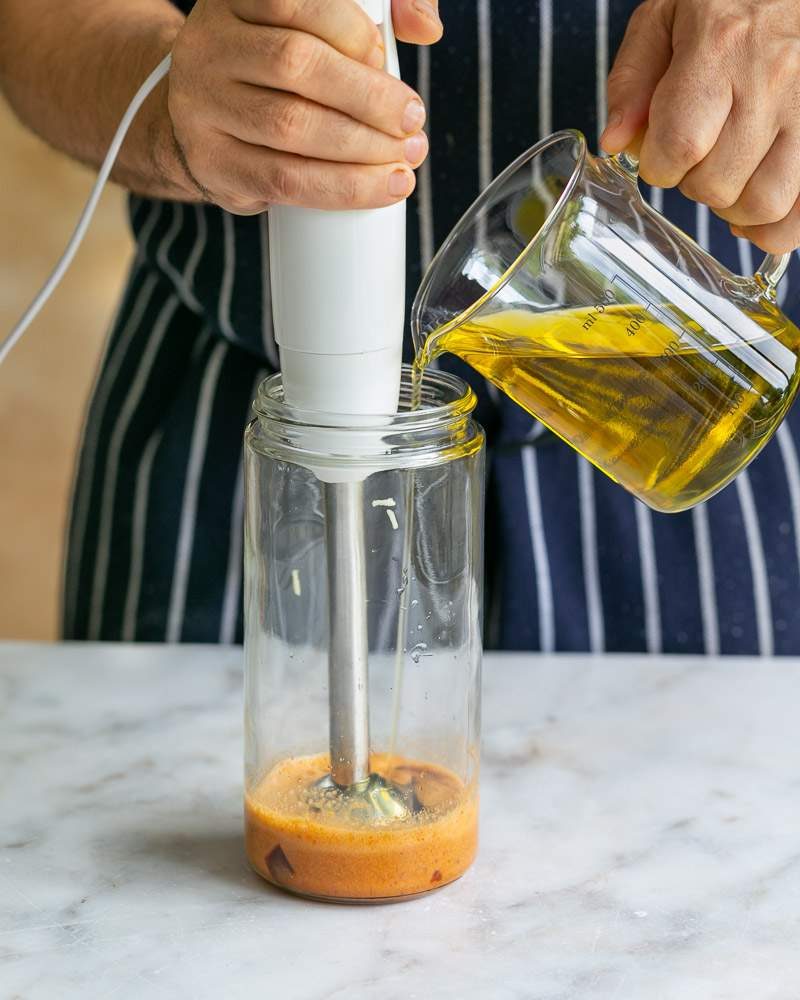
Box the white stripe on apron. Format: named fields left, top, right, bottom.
left=514, top=0, right=556, bottom=652
left=218, top=211, right=237, bottom=342
left=735, top=471, right=774, bottom=656
left=737, top=235, right=774, bottom=654
left=220, top=372, right=263, bottom=644
left=88, top=292, right=181, bottom=638
left=579, top=458, right=605, bottom=652
left=478, top=0, right=493, bottom=191
left=477, top=0, right=499, bottom=404
left=166, top=339, right=229, bottom=642
left=693, top=202, right=721, bottom=654
left=596, top=0, right=609, bottom=135
left=62, top=273, right=158, bottom=633
left=121, top=428, right=164, bottom=641
left=777, top=423, right=800, bottom=584
left=522, top=447, right=555, bottom=652
left=156, top=202, right=203, bottom=313
left=417, top=47, right=435, bottom=272
left=185, top=204, right=208, bottom=298
left=258, top=213, right=279, bottom=369
left=538, top=0, right=553, bottom=139
left=632, top=187, right=664, bottom=654
left=220, top=453, right=246, bottom=645
left=635, top=501, right=662, bottom=653
left=692, top=503, right=720, bottom=655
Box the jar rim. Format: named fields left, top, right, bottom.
left=249, top=366, right=482, bottom=473
left=253, top=365, right=477, bottom=432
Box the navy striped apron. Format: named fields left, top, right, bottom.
left=62, top=1, right=800, bottom=653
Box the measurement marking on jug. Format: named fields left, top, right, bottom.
left=725, top=385, right=746, bottom=416
left=291, top=569, right=302, bottom=597
left=582, top=287, right=617, bottom=331
left=372, top=498, right=397, bottom=508
left=607, top=274, right=655, bottom=338
left=586, top=276, right=652, bottom=336
left=386, top=509, right=399, bottom=531
left=648, top=299, right=752, bottom=419
left=611, top=274, right=754, bottom=416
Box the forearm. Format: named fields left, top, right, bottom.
left=0, top=0, right=195, bottom=199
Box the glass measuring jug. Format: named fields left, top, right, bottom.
left=412, top=129, right=800, bottom=513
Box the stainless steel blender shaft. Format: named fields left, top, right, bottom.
left=324, top=481, right=370, bottom=787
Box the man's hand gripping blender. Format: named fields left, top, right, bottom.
left=268, top=0, right=413, bottom=818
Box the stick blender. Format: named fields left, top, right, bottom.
left=268, top=0, right=413, bottom=820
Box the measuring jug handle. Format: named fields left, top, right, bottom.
left=755, top=254, right=791, bottom=298
left=613, top=153, right=791, bottom=299
left=613, top=151, right=640, bottom=177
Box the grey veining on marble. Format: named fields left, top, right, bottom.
left=2, top=643, right=800, bottom=1000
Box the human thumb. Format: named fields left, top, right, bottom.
left=391, top=0, right=443, bottom=45
left=600, top=1, right=673, bottom=154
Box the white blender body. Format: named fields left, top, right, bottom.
left=266, top=0, right=412, bottom=803
left=268, top=0, right=406, bottom=423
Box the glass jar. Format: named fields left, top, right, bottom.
left=243, top=367, right=484, bottom=902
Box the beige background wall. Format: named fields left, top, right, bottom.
left=0, top=100, right=133, bottom=639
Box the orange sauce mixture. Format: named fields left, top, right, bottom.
left=245, top=753, right=478, bottom=901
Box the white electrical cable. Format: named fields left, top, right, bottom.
left=0, top=54, right=173, bottom=366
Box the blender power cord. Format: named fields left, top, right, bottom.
left=0, top=53, right=173, bottom=367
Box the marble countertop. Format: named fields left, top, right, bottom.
left=2, top=643, right=800, bottom=999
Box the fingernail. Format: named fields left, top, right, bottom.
left=389, top=169, right=414, bottom=198
left=600, top=109, right=623, bottom=143
left=414, top=0, right=441, bottom=23
left=368, top=43, right=385, bottom=69
left=402, top=99, right=426, bottom=134
left=404, top=132, right=428, bottom=164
